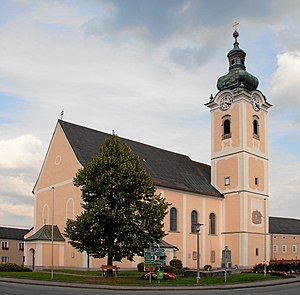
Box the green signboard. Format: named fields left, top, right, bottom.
left=144, top=251, right=155, bottom=271
left=154, top=248, right=165, bottom=257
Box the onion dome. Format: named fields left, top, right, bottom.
left=217, top=30, right=259, bottom=92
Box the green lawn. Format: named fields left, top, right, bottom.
left=0, top=270, right=280, bottom=286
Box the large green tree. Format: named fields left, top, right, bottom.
left=64, top=135, right=168, bottom=269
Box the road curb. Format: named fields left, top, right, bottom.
left=1, top=276, right=300, bottom=291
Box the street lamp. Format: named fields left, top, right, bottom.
left=196, top=223, right=203, bottom=284
left=264, top=198, right=267, bottom=277
left=51, top=186, right=54, bottom=279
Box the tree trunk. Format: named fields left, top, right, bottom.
left=106, top=252, right=114, bottom=277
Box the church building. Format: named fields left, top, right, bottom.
left=24, top=30, right=299, bottom=270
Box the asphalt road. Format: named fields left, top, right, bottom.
left=1, top=281, right=300, bottom=295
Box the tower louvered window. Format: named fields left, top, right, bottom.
left=222, top=115, right=231, bottom=139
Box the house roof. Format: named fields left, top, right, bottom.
left=25, top=225, right=65, bottom=242
left=269, top=216, right=300, bottom=235
left=157, top=239, right=178, bottom=250
left=59, top=120, right=223, bottom=198
left=0, top=226, right=31, bottom=240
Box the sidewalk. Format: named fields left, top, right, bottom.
left=1, top=275, right=300, bottom=290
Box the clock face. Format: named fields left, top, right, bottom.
left=251, top=95, right=260, bottom=111
left=220, top=94, right=233, bottom=111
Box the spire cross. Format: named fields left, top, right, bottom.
left=232, top=20, right=239, bottom=32
left=60, top=110, right=64, bottom=120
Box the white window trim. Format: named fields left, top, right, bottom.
left=282, top=245, right=287, bottom=253
left=1, top=256, right=9, bottom=263
left=1, top=241, right=9, bottom=249
left=292, top=245, right=297, bottom=253
left=224, top=177, right=230, bottom=186
left=273, top=244, right=278, bottom=253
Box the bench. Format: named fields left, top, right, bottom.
left=100, top=265, right=119, bottom=277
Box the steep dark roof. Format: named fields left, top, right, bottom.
left=0, top=226, right=31, bottom=240
left=269, top=217, right=300, bottom=235
left=25, top=225, right=65, bottom=242
left=59, top=120, right=223, bottom=198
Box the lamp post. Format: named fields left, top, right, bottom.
left=196, top=223, right=203, bottom=284
left=263, top=198, right=267, bottom=277
left=51, top=186, right=54, bottom=279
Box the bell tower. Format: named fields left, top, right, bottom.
left=206, top=30, right=272, bottom=268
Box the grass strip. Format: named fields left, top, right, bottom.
left=0, top=271, right=280, bottom=286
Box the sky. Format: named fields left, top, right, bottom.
left=0, top=0, right=300, bottom=228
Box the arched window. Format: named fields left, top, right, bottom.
left=191, top=210, right=198, bottom=233
left=42, top=204, right=49, bottom=225
left=253, top=116, right=259, bottom=139
left=222, top=115, right=231, bottom=139
left=209, top=213, right=216, bottom=235
left=66, top=198, right=75, bottom=220
left=170, top=207, right=178, bottom=232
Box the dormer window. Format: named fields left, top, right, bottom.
left=253, top=115, right=259, bottom=139
left=222, top=115, right=231, bottom=139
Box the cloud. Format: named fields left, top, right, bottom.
left=0, top=0, right=219, bottom=163
left=0, top=174, right=34, bottom=198
left=0, top=203, right=33, bottom=218
left=0, top=135, right=43, bottom=170
left=270, top=52, right=300, bottom=117
left=269, top=153, right=300, bottom=219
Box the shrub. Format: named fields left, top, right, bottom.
left=268, top=262, right=300, bottom=273
left=0, top=263, right=32, bottom=272
left=137, top=262, right=144, bottom=272
left=170, top=259, right=183, bottom=270
left=163, top=265, right=177, bottom=273
left=253, top=263, right=269, bottom=273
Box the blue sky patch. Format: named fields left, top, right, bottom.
left=0, top=92, right=26, bottom=124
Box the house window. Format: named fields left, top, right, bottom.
left=255, top=177, right=259, bottom=186
left=191, top=210, right=198, bottom=233
left=170, top=207, right=178, bottom=232
left=292, top=245, right=297, bottom=253
left=209, top=213, right=216, bottom=235
left=1, top=256, right=9, bottom=263
left=273, top=245, right=278, bottom=253
left=222, top=116, right=231, bottom=139
left=282, top=245, right=287, bottom=253
left=1, top=241, right=9, bottom=250
left=19, top=242, right=24, bottom=251
left=256, top=248, right=259, bottom=256
left=224, top=177, right=230, bottom=186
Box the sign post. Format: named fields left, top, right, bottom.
left=144, top=247, right=166, bottom=283
left=144, top=250, right=155, bottom=284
